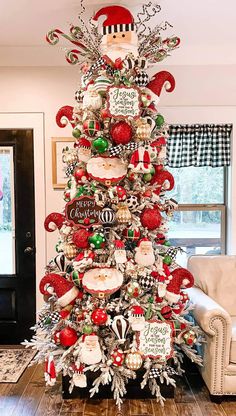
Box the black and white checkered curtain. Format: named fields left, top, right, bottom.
left=167, top=124, right=232, bottom=167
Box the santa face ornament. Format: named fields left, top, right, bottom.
left=93, top=6, right=138, bottom=62
left=82, top=267, right=123, bottom=297
left=80, top=334, right=102, bottom=365
left=87, top=156, right=127, bottom=186
left=82, top=85, right=103, bottom=110
left=135, top=239, right=155, bottom=267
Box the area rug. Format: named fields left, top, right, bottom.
left=0, top=348, right=36, bottom=383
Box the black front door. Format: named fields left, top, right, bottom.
left=0, top=129, right=36, bottom=343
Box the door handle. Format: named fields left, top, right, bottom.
left=24, top=246, right=35, bottom=255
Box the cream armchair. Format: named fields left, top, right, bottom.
left=187, top=255, right=236, bottom=401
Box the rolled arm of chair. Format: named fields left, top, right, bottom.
left=187, top=287, right=232, bottom=336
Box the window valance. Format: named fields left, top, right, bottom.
left=167, top=124, right=232, bottom=167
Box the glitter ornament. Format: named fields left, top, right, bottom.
left=155, top=114, right=165, bottom=128
left=110, top=121, right=132, bottom=145
left=161, top=305, right=172, bottom=319
left=111, top=349, right=125, bottom=367
left=91, top=308, right=108, bottom=325
left=72, top=229, right=90, bottom=249
left=74, top=167, right=89, bottom=184
left=125, top=351, right=143, bottom=370
left=72, top=127, right=82, bottom=139
left=140, top=208, right=162, bottom=230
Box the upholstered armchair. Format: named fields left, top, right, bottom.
left=187, top=255, right=236, bottom=401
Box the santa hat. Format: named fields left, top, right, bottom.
left=39, top=273, right=79, bottom=307
left=78, top=137, right=91, bottom=149
left=93, top=6, right=135, bottom=35
left=131, top=305, right=145, bottom=317
left=146, top=71, right=175, bottom=105
left=137, top=238, right=152, bottom=248
left=82, top=333, right=97, bottom=342
left=165, top=267, right=194, bottom=304
left=114, top=240, right=125, bottom=250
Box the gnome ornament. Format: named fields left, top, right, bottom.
left=129, top=305, right=145, bottom=331
left=114, top=240, right=127, bottom=264
left=151, top=137, right=166, bottom=162
left=80, top=334, right=102, bottom=365
left=93, top=6, right=138, bottom=62
left=135, top=238, right=155, bottom=267
left=145, top=71, right=176, bottom=108
left=76, top=137, right=91, bottom=163
left=165, top=267, right=194, bottom=304
left=39, top=273, right=79, bottom=307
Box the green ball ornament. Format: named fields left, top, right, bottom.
left=163, top=255, right=172, bottom=265
left=72, top=128, right=82, bottom=139
left=93, top=137, right=109, bottom=153
left=143, top=172, right=153, bottom=182
left=82, top=324, right=93, bottom=335
left=88, top=233, right=105, bottom=249
left=155, top=114, right=165, bottom=128
left=164, top=241, right=171, bottom=247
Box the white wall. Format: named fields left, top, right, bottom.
left=0, top=64, right=235, bottom=308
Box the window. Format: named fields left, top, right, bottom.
left=167, top=166, right=226, bottom=267
left=166, top=124, right=231, bottom=267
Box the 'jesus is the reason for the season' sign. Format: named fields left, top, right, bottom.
left=107, top=86, right=141, bottom=119
left=137, top=319, right=174, bottom=361
left=65, top=196, right=102, bottom=227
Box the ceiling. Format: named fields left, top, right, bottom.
left=0, top=0, right=236, bottom=66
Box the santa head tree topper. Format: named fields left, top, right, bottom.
left=93, top=5, right=138, bottom=61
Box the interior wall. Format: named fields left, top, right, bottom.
left=0, top=64, right=235, bottom=308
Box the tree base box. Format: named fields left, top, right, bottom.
left=62, top=370, right=175, bottom=400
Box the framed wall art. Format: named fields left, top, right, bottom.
left=51, top=137, right=74, bottom=189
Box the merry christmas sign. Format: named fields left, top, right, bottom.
left=65, top=196, right=102, bottom=227
left=107, top=86, right=141, bottom=119
left=137, top=319, right=173, bottom=360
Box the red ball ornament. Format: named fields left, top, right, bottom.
left=111, top=349, right=125, bottom=367
left=91, top=308, right=108, bottom=325
left=59, top=327, right=78, bottom=347
left=74, top=167, right=89, bottom=184
left=161, top=305, right=172, bottom=319
left=140, top=208, right=161, bottom=230
left=110, top=121, right=132, bottom=145
left=72, top=229, right=90, bottom=249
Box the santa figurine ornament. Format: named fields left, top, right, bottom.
left=79, top=333, right=102, bottom=365
left=135, top=238, right=155, bottom=267
left=93, top=6, right=138, bottom=62
left=114, top=240, right=127, bottom=264
left=129, top=305, right=145, bottom=331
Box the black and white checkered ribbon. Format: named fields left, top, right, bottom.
left=38, top=311, right=61, bottom=328
left=109, top=142, right=139, bottom=157
left=167, top=124, right=232, bottom=167
left=149, top=366, right=177, bottom=379
left=83, top=57, right=114, bottom=81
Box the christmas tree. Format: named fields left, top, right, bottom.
left=25, top=2, right=203, bottom=407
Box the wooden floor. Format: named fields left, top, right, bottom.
left=0, top=361, right=236, bottom=416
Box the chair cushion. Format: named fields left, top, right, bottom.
left=188, top=255, right=236, bottom=316
left=230, top=317, right=236, bottom=363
